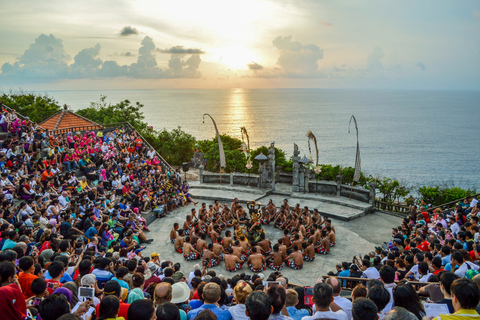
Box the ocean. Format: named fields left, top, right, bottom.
left=42, top=88, right=480, bottom=189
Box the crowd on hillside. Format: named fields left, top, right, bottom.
left=1, top=105, right=480, bottom=320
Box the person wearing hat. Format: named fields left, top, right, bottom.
left=155, top=282, right=188, bottom=320
left=187, top=282, right=231, bottom=320
left=172, top=281, right=192, bottom=314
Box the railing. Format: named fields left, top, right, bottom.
left=429, top=192, right=480, bottom=211
left=50, top=125, right=104, bottom=135
left=374, top=200, right=410, bottom=214
left=49, top=122, right=173, bottom=172
left=321, top=275, right=431, bottom=292
left=0, top=103, right=45, bottom=130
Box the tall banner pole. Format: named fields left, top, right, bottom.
left=203, top=113, right=226, bottom=184
left=348, top=115, right=361, bottom=200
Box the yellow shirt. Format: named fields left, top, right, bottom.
left=434, top=309, right=480, bottom=320
left=80, top=180, right=89, bottom=190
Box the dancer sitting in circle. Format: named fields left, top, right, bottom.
left=183, top=236, right=201, bottom=261
left=285, top=245, right=304, bottom=269
left=224, top=248, right=244, bottom=272
left=247, top=247, right=266, bottom=272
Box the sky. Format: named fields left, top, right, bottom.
left=0, top=0, right=479, bottom=90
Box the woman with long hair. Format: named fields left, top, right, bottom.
left=392, top=283, right=425, bottom=319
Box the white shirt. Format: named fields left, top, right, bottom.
left=333, top=296, right=352, bottom=320
left=362, top=267, right=380, bottom=279
left=471, top=199, right=479, bottom=208
left=409, top=265, right=421, bottom=280
left=58, top=195, right=68, bottom=208
left=419, top=273, right=433, bottom=282
left=382, top=283, right=396, bottom=314
left=229, top=304, right=249, bottom=320
left=147, top=150, right=155, bottom=159
left=301, top=310, right=347, bottom=320
left=451, top=222, right=461, bottom=235
left=455, top=263, right=470, bottom=278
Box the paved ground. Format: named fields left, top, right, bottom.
left=141, top=201, right=402, bottom=286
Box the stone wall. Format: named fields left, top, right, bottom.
left=308, top=180, right=337, bottom=195
left=277, top=172, right=293, bottom=184
left=340, top=185, right=370, bottom=203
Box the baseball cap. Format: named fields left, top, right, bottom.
left=151, top=252, right=159, bottom=258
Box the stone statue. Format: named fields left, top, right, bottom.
left=292, top=144, right=300, bottom=192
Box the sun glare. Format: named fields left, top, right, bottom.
left=216, top=46, right=259, bottom=70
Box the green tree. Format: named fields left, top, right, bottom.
left=197, top=134, right=246, bottom=173
left=76, top=95, right=147, bottom=130
left=149, top=126, right=196, bottom=165
left=0, top=91, right=62, bottom=123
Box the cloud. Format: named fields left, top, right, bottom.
left=1, top=34, right=70, bottom=79
left=120, top=26, right=139, bottom=36
left=365, top=47, right=384, bottom=76
left=247, top=62, right=263, bottom=70
left=416, top=62, right=426, bottom=71
left=0, top=34, right=203, bottom=81
left=70, top=43, right=102, bottom=78
left=474, top=10, right=480, bottom=18
left=272, top=36, right=324, bottom=78
left=158, top=46, right=205, bottom=54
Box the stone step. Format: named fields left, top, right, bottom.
left=255, top=194, right=369, bottom=221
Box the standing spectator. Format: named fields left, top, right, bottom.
left=127, top=299, right=156, bottom=320
left=285, top=289, right=309, bottom=320
left=245, top=291, right=273, bottom=320
left=432, top=278, right=480, bottom=319
left=352, top=297, right=378, bottom=320
left=265, top=285, right=292, bottom=320
left=392, top=283, right=425, bottom=319
left=229, top=282, right=252, bottom=320
left=187, top=282, right=232, bottom=320
left=384, top=307, right=418, bottom=320
left=301, top=283, right=347, bottom=320
left=325, top=277, right=352, bottom=320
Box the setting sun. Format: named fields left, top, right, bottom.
left=216, top=46, right=259, bottom=70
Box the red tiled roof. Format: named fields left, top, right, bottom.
left=39, top=111, right=101, bottom=131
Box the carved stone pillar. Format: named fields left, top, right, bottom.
left=292, top=144, right=300, bottom=192
left=336, top=174, right=343, bottom=196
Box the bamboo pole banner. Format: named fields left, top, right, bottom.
left=306, top=130, right=319, bottom=167
left=203, top=113, right=226, bottom=169
left=348, top=115, right=361, bottom=183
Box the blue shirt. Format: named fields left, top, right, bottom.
left=286, top=307, right=309, bottom=320
left=112, top=277, right=129, bottom=290
left=441, top=254, right=451, bottom=266
left=45, top=271, right=73, bottom=283
left=85, top=226, right=97, bottom=240
left=188, top=304, right=232, bottom=320
left=338, top=269, right=351, bottom=286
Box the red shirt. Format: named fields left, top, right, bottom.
left=96, top=301, right=130, bottom=319
left=433, top=268, right=446, bottom=275
left=45, top=279, right=62, bottom=295
left=418, top=241, right=430, bottom=252
left=18, top=272, right=38, bottom=299
left=0, top=283, right=27, bottom=320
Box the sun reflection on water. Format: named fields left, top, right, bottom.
left=225, top=88, right=251, bottom=140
